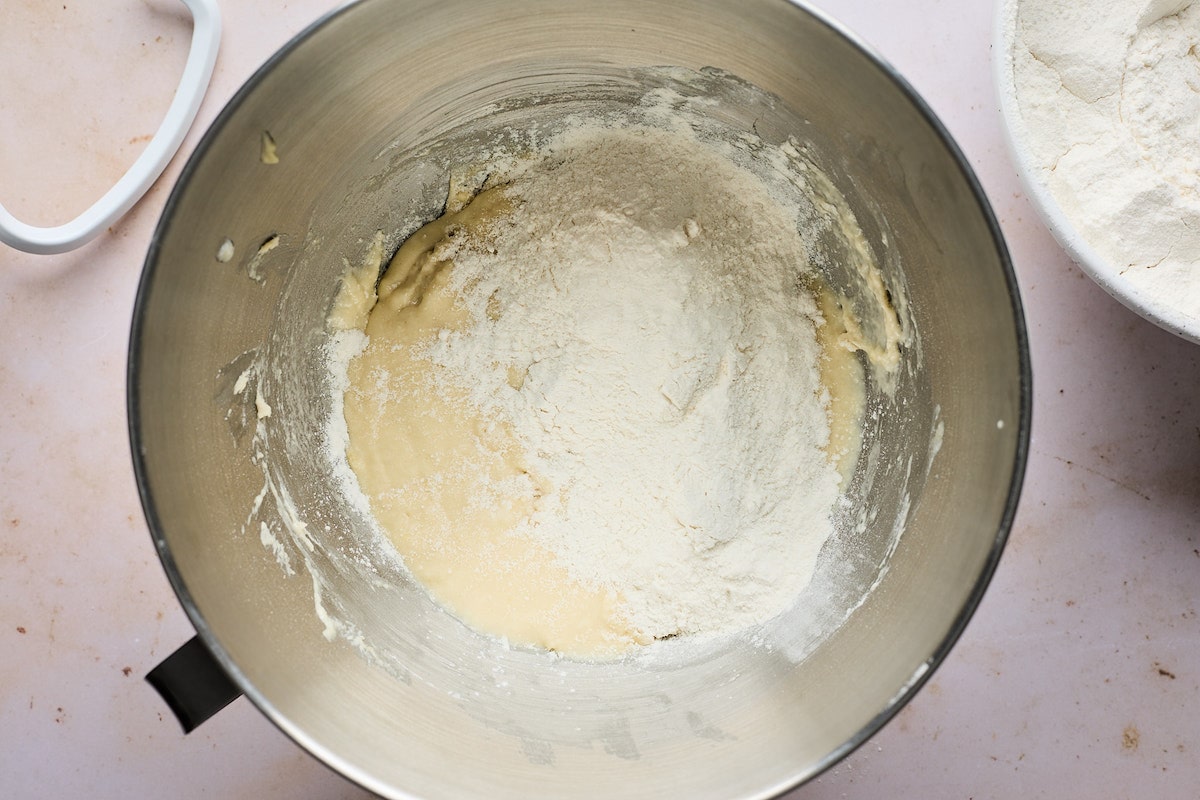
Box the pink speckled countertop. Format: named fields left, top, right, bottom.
left=2, top=1, right=1198, bottom=798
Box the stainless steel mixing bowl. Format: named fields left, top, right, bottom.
left=129, top=0, right=1030, bottom=797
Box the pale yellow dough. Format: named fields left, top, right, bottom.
left=337, top=187, right=864, bottom=658
left=340, top=190, right=640, bottom=656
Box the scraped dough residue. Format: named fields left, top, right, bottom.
left=330, top=124, right=867, bottom=658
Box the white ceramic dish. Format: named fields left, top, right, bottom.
left=993, top=0, right=1200, bottom=345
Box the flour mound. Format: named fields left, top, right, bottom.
left=1009, top=0, right=1200, bottom=321
left=423, top=126, right=841, bottom=642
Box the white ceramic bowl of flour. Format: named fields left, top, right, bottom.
left=995, top=0, right=1200, bottom=344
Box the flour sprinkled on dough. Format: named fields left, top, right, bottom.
left=334, top=123, right=858, bottom=657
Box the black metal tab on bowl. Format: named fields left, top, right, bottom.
left=146, top=635, right=242, bottom=733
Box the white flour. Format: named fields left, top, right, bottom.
left=420, top=125, right=842, bottom=641
left=1007, top=0, right=1200, bottom=318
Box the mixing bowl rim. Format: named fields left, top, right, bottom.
left=127, top=0, right=1032, bottom=797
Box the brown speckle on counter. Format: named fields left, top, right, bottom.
left=1154, top=663, right=1177, bottom=680
left=1123, top=726, right=1140, bottom=751
left=16, top=626, right=25, bottom=634
left=122, top=666, right=132, bottom=677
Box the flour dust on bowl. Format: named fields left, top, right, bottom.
left=129, top=1, right=1029, bottom=797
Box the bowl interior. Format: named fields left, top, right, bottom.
left=131, top=1, right=1028, bottom=797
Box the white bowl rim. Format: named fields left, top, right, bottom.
left=992, top=0, right=1200, bottom=346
